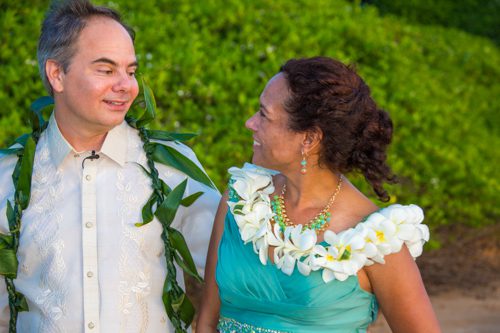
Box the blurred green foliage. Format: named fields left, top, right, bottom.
left=366, top=0, right=500, bottom=44
left=0, top=0, right=498, bottom=234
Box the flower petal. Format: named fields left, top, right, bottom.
left=322, top=269, right=335, bottom=283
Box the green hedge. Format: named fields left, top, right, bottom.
left=1, top=0, right=498, bottom=236
left=366, top=0, right=500, bottom=44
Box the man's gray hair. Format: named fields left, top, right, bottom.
left=37, top=0, right=135, bottom=95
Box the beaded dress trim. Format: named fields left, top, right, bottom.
left=217, top=317, right=288, bottom=333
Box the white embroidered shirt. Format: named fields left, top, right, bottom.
left=0, top=115, right=220, bottom=333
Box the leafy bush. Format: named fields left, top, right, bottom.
left=1, top=0, right=498, bottom=234
left=366, top=0, right=500, bottom=44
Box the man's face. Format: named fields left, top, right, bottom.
left=54, top=16, right=139, bottom=135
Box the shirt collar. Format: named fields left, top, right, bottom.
left=47, top=113, right=128, bottom=167
left=100, top=121, right=128, bottom=167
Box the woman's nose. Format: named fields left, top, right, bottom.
left=245, top=113, right=258, bottom=131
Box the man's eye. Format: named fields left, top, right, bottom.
left=259, top=110, right=266, bottom=118
left=98, top=70, right=113, bottom=75
left=128, top=71, right=136, bottom=77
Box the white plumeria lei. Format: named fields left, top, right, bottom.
left=227, top=163, right=430, bottom=283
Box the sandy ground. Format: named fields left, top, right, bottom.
left=370, top=285, right=500, bottom=333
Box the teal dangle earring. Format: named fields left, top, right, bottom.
left=300, top=149, right=307, bottom=175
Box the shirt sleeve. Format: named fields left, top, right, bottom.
left=162, top=142, right=221, bottom=278
left=179, top=177, right=220, bottom=277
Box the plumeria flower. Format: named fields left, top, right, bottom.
left=276, top=253, right=297, bottom=276
left=267, top=222, right=287, bottom=265
left=231, top=200, right=273, bottom=243
left=253, top=223, right=273, bottom=265
left=362, top=212, right=404, bottom=264
left=277, top=225, right=318, bottom=276
left=354, top=223, right=383, bottom=265
left=226, top=164, right=430, bottom=284
left=281, top=225, right=317, bottom=256
left=313, top=229, right=367, bottom=282
left=228, top=164, right=274, bottom=201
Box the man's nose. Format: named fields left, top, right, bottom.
left=112, top=71, right=135, bottom=93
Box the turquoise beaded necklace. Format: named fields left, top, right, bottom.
left=271, top=175, right=343, bottom=233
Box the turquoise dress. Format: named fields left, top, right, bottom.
left=216, top=164, right=428, bottom=333
left=216, top=210, right=378, bottom=333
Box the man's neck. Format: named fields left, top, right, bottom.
left=54, top=111, right=109, bottom=152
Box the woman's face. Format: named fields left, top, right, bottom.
left=245, top=73, right=304, bottom=172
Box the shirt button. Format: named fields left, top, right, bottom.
left=87, top=271, right=94, bottom=278
left=85, top=175, right=92, bottom=181
left=88, top=322, right=95, bottom=329
left=160, top=316, right=166, bottom=323
left=85, top=222, right=93, bottom=228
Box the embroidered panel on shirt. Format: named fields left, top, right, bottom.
left=116, top=163, right=157, bottom=333
left=21, top=136, right=68, bottom=333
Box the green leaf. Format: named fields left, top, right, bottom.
left=180, top=191, right=203, bottom=207
left=136, top=192, right=157, bottom=227
left=30, top=96, right=52, bottom=133
left=14, top=134, right=30, bottom=147
left=0, top=147, right=22, bottom=155
left=30, top=109, right=42, bottom=134
left=171, top=291, right=195, bottom=325
left=159, top=178, right=172, bottom=194
left=15, top=292, right=29, bottom=312
left=170, top=228, right=202, bottom=282
left=0, top=234, right=13, bottom=249
left=124, top=115, right=138, bottom=129
left=177, top=294, right=195, bottom=326
left=151, top=143, right=216, bottom=190
left=6, top=200, right=16, bottom=232
left=30, top=96, right=54, bottom=113
left=16, top=135, right=36, bottom=210
left=134, top=162, right=151, bottom=177
left=11, top=159, right=22, bottom=195
left=155, top=179, right=187, bottom=227
left=126, top=96, right=146, bottom=124
left=340, top=248, right=351, bottom=260
left=136, top=79, right=156, bottom=128
left=0, top=248, right=18, bottom=278
left=171, top=292, right=185, bottom=312
left=147, top=130, right=198, bottom=142
left=162, top=279, right=174, bottom=317
left=172, top=251, right=202, bottom=283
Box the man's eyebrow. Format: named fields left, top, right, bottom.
left=91, top=57, right=138, bottom=68
left=91, top=57, right=117, bottom=66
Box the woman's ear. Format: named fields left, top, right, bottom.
left=45, top=60, right=65, bottom=93
left=302, top=127, right=323, bottom=154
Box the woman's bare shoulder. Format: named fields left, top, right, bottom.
left=330, top=178, right=380, bottom=232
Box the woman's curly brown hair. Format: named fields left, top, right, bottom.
left=280, top=57, right=397, bottom=201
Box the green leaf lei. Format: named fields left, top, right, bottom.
left=0, top=79, right=216, bottom=333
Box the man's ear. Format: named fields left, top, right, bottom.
left=46, top=60, right=65, bottom=93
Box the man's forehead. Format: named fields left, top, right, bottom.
left=77, top=16, right=133, bottom=45
left=73, top=17, right=136, bottom=62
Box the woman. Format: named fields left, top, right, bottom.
left=197, top=57, right=440, bottom=332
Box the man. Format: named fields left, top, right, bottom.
left=0, top=0, right=220, bottom=332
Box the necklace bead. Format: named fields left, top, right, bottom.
left=271, top=175, right=343, bottom=233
